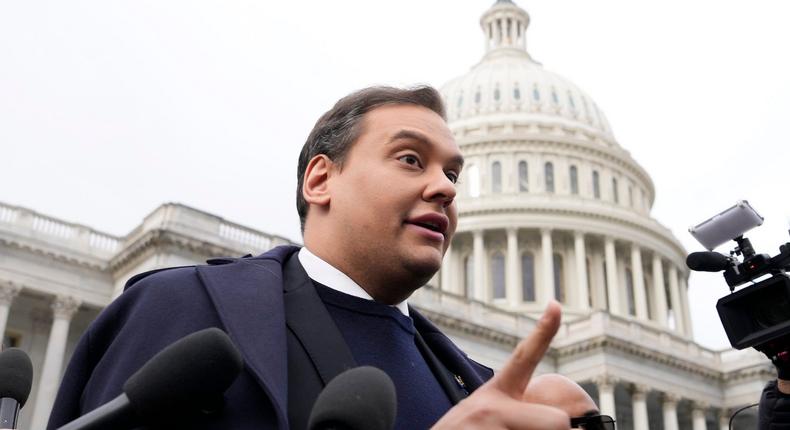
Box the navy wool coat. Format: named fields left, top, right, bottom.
left=47, top=246, right=493, bottom=429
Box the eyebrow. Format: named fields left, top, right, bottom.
left=389, top=129, right=465, bottom=168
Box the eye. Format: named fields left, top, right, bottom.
left=398, top=154, right=422, bottom=168
left=445, top=171, right=459, bottom=184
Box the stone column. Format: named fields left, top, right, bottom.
left=631, top=384, right=650, bottom=430
left=506, top=228, right=520, bottom=305
left=604, top=237, right=620, bottom=314
left=718, top=409, right=730, bottom=430
left=594, top=375, right=617, bottom=419
left=680, top=276, right=693, bottom=338
left=441, top=244, right=453, bottom=292
left=652, top=255, right=669, bottom=326
left=668, top=265, right=685, bottom=334
left=574, top=232, right=590, bottom=310
left=692, top=402, right=708, bottom=430
left=631, top=244, right=648, bottom=319
left=0, top=282, right=21, bottom=340
left=662, top=393, right=680, bottom=430
left=30, top=295, right=82, bottom=430
left=541, top=229, right=555, bottom=302
left=473, top=230, right=486, bottom=302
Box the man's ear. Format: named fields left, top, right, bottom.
left=302, top=154, right=333, bottom=208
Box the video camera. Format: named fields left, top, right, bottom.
left=687, top=201, right=790, bottom=355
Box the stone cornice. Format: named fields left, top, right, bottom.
left=557, top=335, right=774, bottom=382
left=0, top=233, right=108, bottom=271
left=457, top=135, right=655, bottom=202
left=558, top=335, right=722, bottom=379
left=454, top=200, right=687, bottom=265
left=414, top=305, right=523, bottom=350
left=108, top=228, right=243, bottom=275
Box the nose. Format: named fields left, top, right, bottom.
left=423, top=167, right=457, bottom=208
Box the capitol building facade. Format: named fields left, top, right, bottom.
left=0, top=1, right=773, bottom=429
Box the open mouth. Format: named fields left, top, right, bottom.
left=405, top=213, right=449, bottom=238
left=411, top=221, right=443, bottom=233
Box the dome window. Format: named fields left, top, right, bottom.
left=513, top=84, right=521, bottom=100
left=553, top=253, right=565, bottom=303
left=532, top=84, right=540, bottom=102
left=612, top=178, right=619, bottom=203
left=494, top=85, right=501, bottom=102
left=593, top=171, right=601, bottom=199
left=457, top=94, right=463, bottom=109
left=544, top=162, right=554, bottom=193
left=475, top=87, right=481, bottom=104
left=464, top=255, right=474, bottom=298
left=522, top=253, right=535, bottom=301
left=491, top=161, right=502, bottom=193
left=569, top=165, right=579, bottom=195
left=626, top=269, right=636, bottom=316
left=567, top=91, right=576, bottom=109
left=551, top=87, right=559, bottom=105
left=518, top=161, right=528, bottom=192
left=491, top=252, right=506, bottom=299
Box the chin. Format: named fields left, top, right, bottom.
left=400, top=249, right=443, bottom=282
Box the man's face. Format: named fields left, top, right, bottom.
left=327, top=104, right=463, bottom=296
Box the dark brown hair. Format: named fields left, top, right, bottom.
left=296, top=85, right=447, bottom=232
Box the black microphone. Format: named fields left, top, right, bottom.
left=0, top=348, right=33, bottom=430
left=57, top=328, right=243, bottom=430
left=308, top=366, right=397, bottom=430
left=686, top=251, right=732, bottom=272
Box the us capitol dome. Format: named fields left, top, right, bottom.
left=435, top=0, right=686, bottom=329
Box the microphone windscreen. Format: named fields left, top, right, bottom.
left=0, top=348, right=33, bottom=406
left=308, top=366, right=397, bottom=430
left=122, top=328, right=243, bottom=421
left=686, top=251, right=730, bottom=272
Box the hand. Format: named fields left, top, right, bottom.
left=431, top=301, right=569, bottom=429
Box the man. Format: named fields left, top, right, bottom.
left=48, top=86, right=570, bottom=429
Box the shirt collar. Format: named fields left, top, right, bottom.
left=298, top=247, right=410, bottom=317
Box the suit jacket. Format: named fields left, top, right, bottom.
left=47, top=245, right=493, bottom=429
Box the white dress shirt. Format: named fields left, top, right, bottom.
left=298, top=247, right=410, bottom=317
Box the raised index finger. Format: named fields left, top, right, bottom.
left=489, top=300, right=562, bottom=398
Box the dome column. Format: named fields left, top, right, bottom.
left=473, top=230, right=487, bottom=301
left=718, top=409, right=730, bottom=430
left=506, top=227, right=521, bottom=306
left=652, top=255, right=669, bottom=327
left=680, top=277, right=693, bottom=337
left=662, top=393, right=680, bottom=430
left=604, top=237, right=620, bottom=315
left=574, top=232, right=589, bottom=310
left=540, top=229, right=555, bottom=302
left=630, top=384, right=650, bottom=430
left=0, top=282, right=21, bottom=340
left=630, top=244, right=648, bottom=319
left=594, top=375, right=617, bottom=419
left=441, top=244, right=454, bottom=293
left=31, top=295, right=82, bottom=430
left=668, top=265, right=685, bottom=335
left=692, top=402, right=708, bottom=430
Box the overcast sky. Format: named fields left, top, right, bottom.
left=2, top=0, right=788, bottom=349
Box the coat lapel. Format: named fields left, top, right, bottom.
left=411, top=308, right=494, bottom=392
left=196, top=245, right=298, bottom=430
left=282, top=252, right=357, bottom=384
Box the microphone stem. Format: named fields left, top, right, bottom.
left=0, top=397, right=20, bottom=429
left=57, top=394, right=135, bottom=430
